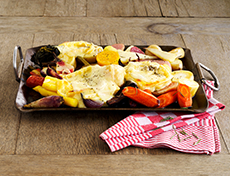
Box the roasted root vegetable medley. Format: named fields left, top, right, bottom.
left=23, top=41, right=199, bottom=109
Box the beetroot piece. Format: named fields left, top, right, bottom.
left=23, top=96, right=64, bottom=108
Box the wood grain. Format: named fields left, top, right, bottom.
left=74, top=33, right=101, bottom=45
left=0, top=0, right=230, bottom=174
left=181, top=0, right=230, bottom=17
left=33, top=33, right=74, bottom=46
left=0, top=155, right=229, bottom=175
left=0, top=33, right=33, bottom=154
left=44, top=0, right=87, bottom=17
left=182, top=34, right=230, bottom=152
left=0, top=0, right=229, bottom=18
left=116, top=33, right=185, bottom=46
left=159, top=0, right=230, bottom=17
left=0, top=0, right=46, bottom=16
left=87, top=0, right=161, bottom=17
left=0, top=17, right=229, bottom=36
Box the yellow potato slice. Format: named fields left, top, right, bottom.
left=172, top=70, right=194, bottom=81
left=178, top=78, right=199, bottom=97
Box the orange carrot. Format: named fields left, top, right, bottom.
left=157, top=90, right=177, bottom=108
left=122, top=87, right=159, bottom=107
left=177, top=84, right=192, bottom=108
left=143, top=89, right=152, bottom=94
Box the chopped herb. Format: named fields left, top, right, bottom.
left=193, top=138, right=201, bottom=146
left=181, top=107, right=189, bottom=109
left=172, top=91, right=178, bottom=96
left=183, top=135, right=192, bottom=141
left=172, top=125, right=181, bottom=142
left=179, top=129, right=188, bottom=135
left=192, top=132, right=199, bottom=139
left=170, top=133, right=176, bottom=140
left=160, top=116, right=173, bottom=122
left=179, top=91, right=184, bottom=98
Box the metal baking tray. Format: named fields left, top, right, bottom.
left=14, top=45, right=211, bottom=113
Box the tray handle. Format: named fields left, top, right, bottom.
left=196, top=62, right=220, bottom=91
left=13, top=45, right=24, bottom=82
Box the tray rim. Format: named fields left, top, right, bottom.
left=14, top=44, right=209, bottom=113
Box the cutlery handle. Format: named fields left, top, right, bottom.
left=13, top=45, right=24, bottom=82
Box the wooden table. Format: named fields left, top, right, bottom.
left=0, top=0, right=230, bottom=175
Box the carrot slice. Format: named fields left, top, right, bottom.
left=177, top=84, right=192, bottom=108
left=122, top=86, right=159, bottom=107
left=157, top=90, right=177, bottom=108
left=96, top=50, right=120, bottom=66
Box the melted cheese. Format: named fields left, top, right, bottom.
left=62, top=64, right=125, bottom=103
left=118, top=50, right=157, bottom=64
left=57, top=41, right=103, bottom=68
left=124, top=61, right=173, bottom=92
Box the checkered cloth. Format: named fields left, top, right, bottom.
left=100, top=81, right=225, bottom=154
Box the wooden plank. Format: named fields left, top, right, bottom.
left=87, top=0, right=161, bottom=17
left=0, top=0, right=46, bottom=16
left=0, top=33, right=33, bottom=154
left=182, top=34, right=230, bottom=153
left=116, top=33, right=185, bottom=46
left=74, top=33, right=101, bottom=45
left=100, top=34, right=117, bottom=45
left=181, top=0, right=230, bottom=17
left=0, top=155, right=229, bottom=175
left=44, top=0, right=87, bottom=17
left=33, top=33, right=74, bottom=46
left=0, top=17, right=229, bottom=36
left=159, top=0, right=180, bottom=17
left=159, top=0, right=230, bottom=17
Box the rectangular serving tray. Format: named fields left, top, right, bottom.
left=14, top=45, right=209, bottom=113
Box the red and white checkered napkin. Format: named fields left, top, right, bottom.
left=100, top=81, right=225, bottom=154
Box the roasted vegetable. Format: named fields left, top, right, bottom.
left=127, top=46, right=145, bottom=54
left=169, top=47, right=185, bottom=59
left=23, top=96, right=64, bottom=108
left=31, top=45, right=60, bottom=67
left=30, top=68, right=42, bottom=77
left=177, top=78, right=199, bottom=97
left=40, top=67, right=48, bottom=77
left=111, top=43, right=125, bottom=51
left=56, top=60, right=74, bottom=74
left=177, top=84, right=192, bottom=108
left=145, top=45, right=178, bottom=63
left=83, top=99, right=104, bottom=108
left=172, top=70, right=194, bottom=81
left=171, top=59, right=183, bottom=70
left=62, top=96, right=78, bottom=107
left=152, top=82, right=178, bottom=96
left=47, top=66, right=62, bottom=79
left=96, top=50, right=120, bottom=66
left=157, top=90, right=177, bottom=108
left=33, top=86, right=58, bottom=97
left=122, top=86, right=159, bottom=107
left=26, top=75, right=45, bottom=88
left=42, top=76, right=59, bottom=92
left=107, top=81, right=138, bottom=108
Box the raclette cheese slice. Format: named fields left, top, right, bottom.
left=62, top=64, right=125, bottom=103
left=124, top=61, right=173, bottom=92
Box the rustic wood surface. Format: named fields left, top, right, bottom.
left=0, top=0, right=230, bottom=175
